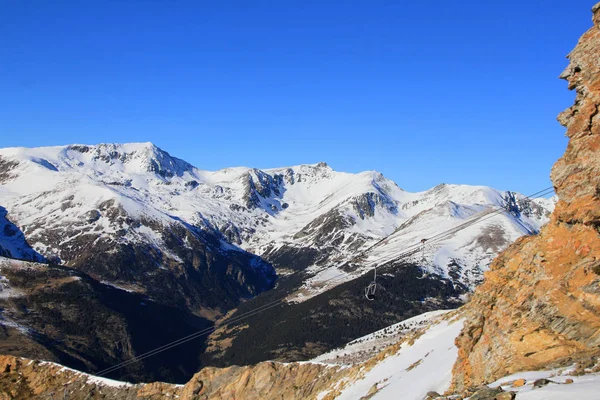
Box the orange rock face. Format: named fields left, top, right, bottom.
left=512, top=379, right=526, bottom=388
left=451, top=3, right=600, bottom=390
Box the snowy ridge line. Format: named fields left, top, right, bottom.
left=366, top=186, right=554, bottom=267
left=93, top=186, right=554, bottom=377
left=0, top=143, right=553, bottom=283
left=294, top=186, right=555, bottom=298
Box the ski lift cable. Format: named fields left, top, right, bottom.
left=365, top=187, right=555, bottom=289
left=376, top=186, right=555, bottom=265
left=96, top=298, right=293, bottom=377
left=312, top=186, right=554, bottom=277
left=95, top=186, right=554, bottom=377
left=99, top=186, right=555, bottom=376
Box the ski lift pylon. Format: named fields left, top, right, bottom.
left=417, top=238, right=429, bottom=279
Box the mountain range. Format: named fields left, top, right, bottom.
left=0, top=142, right=554, bottom=380
left=0, top=142, right=554, bottom=295
left=0, top=1, right=599, bottom=398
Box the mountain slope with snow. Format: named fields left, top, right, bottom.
left=0, top=142, right=555, bottom=376
left=1, top=306, right=598, bottom=400
left=0, top=143, right=553, bottom=298
left=0, top=143, right=278, bottom=313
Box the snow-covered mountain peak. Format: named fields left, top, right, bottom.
left=0, top=142, right=198, bottom=182
left=64, top=142, right=197, bottom=179
left=0, top=142, right=555, bottom=298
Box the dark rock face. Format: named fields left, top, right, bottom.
left=0, top=262, right=213, bottom=383
left=503, top=191, right=551, bottom=222
left=0, top=207, right=45, bottom=262
left=0, top=156, right=19, bottom=183
left=352, top=189, right=398, bottom=221
left=202, top=260, right=464, bottom=367
left=242, top=169, right=286, bottom=210
left=294, top=209, right=355, bottom=245
left=61, top=218, right=276, bottom=311
left=468, top=386, right=504, bottom=400
left=281, top=207, right=371, bottom=268
left=262, top=245, right=323, bottom=271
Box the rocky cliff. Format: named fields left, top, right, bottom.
left=451, top=3, right=600, bottom=389
left=0, top=355, right=180, bottom=399
left=0, top=354, right=349, bottom=399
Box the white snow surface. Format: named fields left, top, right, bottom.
left=484, top=364, right=600, bottom=400
left=327, top=313, right=465, bottom=400
left=313, top=310, right=452, bottom=365
left=317, top=311, right=600, bottom=399
left=0, top=143, right=555, bottom=293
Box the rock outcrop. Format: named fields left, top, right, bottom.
left=451, top=3, right=600, bottom=389
left=0, top=354, right=348, bottom=400
left=0, top=355, right=180, bottom=399
left=179, top=362, right=345, bottom=400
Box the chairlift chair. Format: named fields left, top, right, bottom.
left=365, top=267, right=377, bottom=301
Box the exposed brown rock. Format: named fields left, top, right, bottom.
left=468, top=386, right=504, bottom=400
left=511, top=378, right=526, bottom=387
left=0, top=354, right=351, bottom=400
left=0, top=355, right=180, bottom=399
left=451, top=3, right=600, bottom=390
left=494, top=392, right=516, bottom=400
left=179, top=362, right=346, bottom=400
left=533, top=378, right=553, bottom=388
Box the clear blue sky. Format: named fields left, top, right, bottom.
left=0, top=1, right=594, bottom=194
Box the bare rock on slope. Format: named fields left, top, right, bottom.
left=0, top=354, right=346, bottom=400
left=451, top=3, right=600, bottom=390
left=0, top=355, right=180, bottom=399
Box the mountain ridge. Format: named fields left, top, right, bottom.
left=0, top=141, right=554, bottom=380
left=0, top=141, right=554, bottom=294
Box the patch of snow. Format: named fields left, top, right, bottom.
left=38, top=362, right=134, bottom=388
left=332, top=315, right=465, bottom=400
left=486, top=365, right=600, bottom=400
left=0, top=314, right=32, bottom=335
left=313, top=310, right=452, bottom=365
left=100, top=281, right=135, bottom=293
